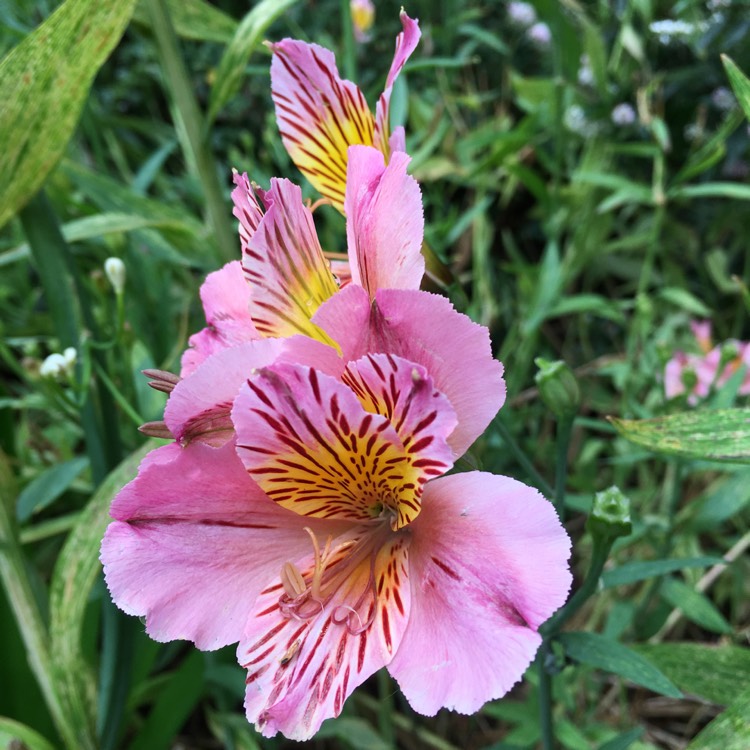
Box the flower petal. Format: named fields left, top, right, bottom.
left=101, top=441, right=351, bottom=650
left=270, top=40, right=375, bottom=211
left=166, top=336, right=343, bottom=446
left=233, top=360, right=453, bottom=529
left=345, top=146, right=424, bottom=297
left=232, top=170, right=265, bottom=252
left=387, top=471, right=572, bottom=715
left=242, top=178, right=339, bottom=345
left=314, top=285, right=506, bottom=457
left=180, top=261, right=259, bottom=377
left=373, top=11, right=421, bottom=154
left=238, top=529, right=410, bottom=740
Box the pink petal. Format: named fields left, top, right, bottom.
left=345, top=146, right=424, bottom=297
left=690, top=319, right=713, bottom=353
left=242, top=178, right=339, bottom=344
left=166, top=336, right=343, bottom=446
left=101, top=441, right=352, bottom=650
left=270, top=39, right=375, bottom=211
left=180, top=261, right=259, bottom=377
left=233, top=359, right=453, bottom=529
left=239, top=528, right=410, bottom=740
left=373, top=12, right=421, bottom=155
left=231, top=170, right=265, bottom=252
left=314, top=286, right=506, bottom=457
left=387, top=471, right=572, bottom=716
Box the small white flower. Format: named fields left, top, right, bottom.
left=611, top=102, right=636, bottom=126
left=711, top=86, right=735, bottom=111
left=578, top=55, right=594, bottom=86
left=527, top=21, right=551, bottom=45
left=104, top=257, right=126, bottom=296
left=649, top=18, right=706, bottom=44
left=684, top=123, right=703, bottom=142
left=507, top=1, right=536, bottom=26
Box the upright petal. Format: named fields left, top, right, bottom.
left=239, top=527, right=410, bottom=740
left=271, top=40, right=375, bottom=210
left=242, top=179, right=339, bottom=345
left=232, top=360, right=454, bottom=529
left=180, top=261, right=259, bottom=377
left=231, top=170, right=265, bottom=252
left=314, top=286, right=506, bottom=457
left=373, top=11, right=421, bottom=154
left=345, top=146, right=424, bottom=297
left=101, top=441, right=351, bottom=651
left=387, top=472, right=572, bottom=715
left=167, top=336, right=343, bottom=447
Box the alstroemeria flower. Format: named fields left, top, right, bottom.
left=664, top=320, right=750, bottom=403
left=102, top=343, right=571, bottom=739
left=180, top=143, right=424, bottom=377
left=270, top=11, right=420, bottom=210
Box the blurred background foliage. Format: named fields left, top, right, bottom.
left=1, top=0, right=750, bottom=748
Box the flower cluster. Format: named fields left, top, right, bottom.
left=101, top=12, right=571, bottom=741
left=664, top=320, right=750, bottom=404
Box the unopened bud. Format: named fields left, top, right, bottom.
left=587, top=486, right=632, bottom=540
left=104, top=257, right=126, bottom=296
left=40, top=347, right=77, bottom=380
left=535, top=358, right=580, bottom=419
left=350, top=0, right=374, bottom=42
left=719, top=340, right=740, bottom=368
left=679, top=366, right=698, bottom=392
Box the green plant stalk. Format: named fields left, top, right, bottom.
left=147, top=0, right=236, bottom=264
left=495, top=416, right=555, bottom=498
left=537, top=643, right=555, bottom=750
left=554, top=416, right=574, bottom=522
left=339, top=0, right=356, bottom=82
left=0, top=485, right=93, bottom=749
left=19, top=192, right=109, bottom=483
left=377, top=669, right=395, bottom=747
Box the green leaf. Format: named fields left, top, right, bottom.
left=597, top=727, right=643, bottom=750
left=609, top=409, right=750, bottom=463
left=690, top=469, right=750, bottom=529
left=687, top=686, right=750, bottom=750
left=559, top=632, right=682, bottom=698
left=721, top=55, right=750, bottom=124
left=316, top=717, right=391, bottom=750
left=659, top=578, right=732, bottom=635
left=133, top=0, right=237, bottom=43
left=207, top=0, right=298, bottom=125
left=0, top=717, right=57, bottom=750
left=0, top=0, right=138, bottom=229
left=16, top=457, right=89, bottom=523
left=47, top=441, right=156, bottom=750
left=671, top=182, right=750, bottom=201
left=602, top=557, right=723, bottom=589
left=633, top=643, right=750, bottom=706
left=657, top=287, right=712, bottom=316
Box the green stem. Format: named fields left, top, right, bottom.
left=554, top=416, right=573, bottom=522
left=148, top=0, right=235, bottom=264
left=377, top=669, right=395, bottom=747
left=495, top=416, right=555, bottom=498
left=339, top=0, right=356, bottom=82
left=537, top=644, right=555, bottom=750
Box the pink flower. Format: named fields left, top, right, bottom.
left=270, top=11, right=420, bottom=210
left=664, top=320, right=750, bottom=403
left=102, top=151, right=572, bottom=739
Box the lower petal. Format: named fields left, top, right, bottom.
left=387, top=472, right=571, bottom=716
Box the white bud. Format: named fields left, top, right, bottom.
left=40, top=353, right=68, bottom=379
left=527, top=22, right=551, bottom=46
left=104, top=257, right=126, bottom=295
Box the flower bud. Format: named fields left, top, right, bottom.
left=534, top=358, right=580, bottom=419
left=350, top=0, right=374, bottom=43
left=40, top=347, right=77, bottom=380
left=104, top=257, right=126, bottom=296
left=586, top=486, right=632, bottom=541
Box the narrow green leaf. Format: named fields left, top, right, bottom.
left=609, top=409, right=750, bottom=463
left=597, top=727, right=643, bottom=750
left=207, top=0, right=299, bottom=125
left=0, top=0, right=138, bottom=229
left=16, top=457, right=89, bottom=523
left=633, top=643, right=750, bottom=706
left=133, top=0, right=237, bottom=43
left=658, top=287, right=712, bottom=316
left=687, top=686, right=750, bottom=750
left=316, top=717, right=392, bottom=750
left=47, top=441, right=156, bottom=750
left=721, top=55, right=750, bottom=123
left=691, top=469, right=750, bottom=529
left=0, top=717, right=57, bottom=750
left=559, top=632, right=682, bottom=698
left=602, top=557, right=723, bottom=589
left=660, top=578, right=732, bottom=635
left=671, top=182, right=750, bottom=201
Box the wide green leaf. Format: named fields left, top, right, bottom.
left=207, top=0, right=298, bottom=125
left=601, top=557, right=723, bottom=589
left=659, top=578, right=732, bottom=635
left=16, top=457, right=89, bottom=523
left=609, top=409, right=750, bottom=463
left=0, top=0, right=137, bottom=229
left=559, top=632, right=682, bottom=698
left=633, top=643, right=750, bottom=706
left=721, top=55, right=750, bottom=124
left=687, top=686, right=750, bottom=750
